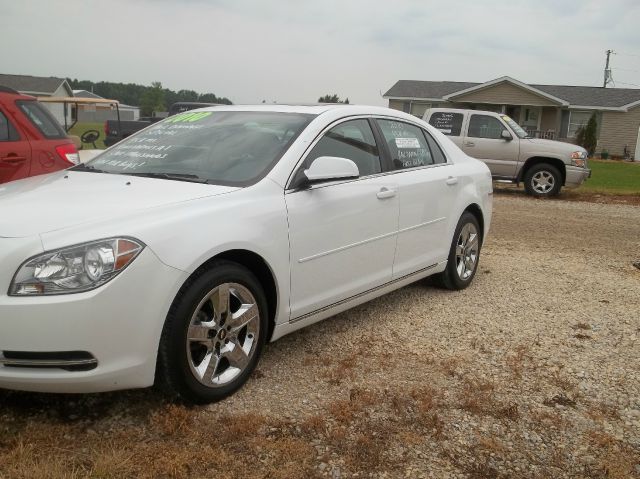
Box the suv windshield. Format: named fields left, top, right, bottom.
left=87, top=111, right=314, bottom=186
left=500, top=115, right=529, bottom=139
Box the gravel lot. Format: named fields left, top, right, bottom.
left=1, top=193, right=639, bottom=478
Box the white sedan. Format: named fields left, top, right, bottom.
left=0, top=105, right=492, bottom=403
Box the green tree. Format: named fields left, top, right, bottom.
left=318, top=94, right=349, bottom=103
left=140, top=82, right=166, bottom=116
left=582, top=113, right=598, bottom=156
left=66, top=78, right=233, bottom=109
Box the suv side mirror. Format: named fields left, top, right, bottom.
left=303, top=156, right=359, bottom=184
left=501, top=129, right=513, bottom=141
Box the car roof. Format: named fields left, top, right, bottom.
left=0, top=85, right=36, bottom=101
left=190, top=104, right=427, bottom=125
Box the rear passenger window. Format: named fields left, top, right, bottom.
left=468, top=115, right=505, bottom=140
left=0, top=111, right=19, bottom=142
left=377, top=119, right=434, bottom=170
left=423, top=130, right=447, bottom=164
left=16, top=100, right=66, bottom=139
left=428, top=112, right=463, bottom=136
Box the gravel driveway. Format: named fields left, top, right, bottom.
left=1, top=194, right=639, bottom=479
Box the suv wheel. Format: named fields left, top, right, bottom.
left=157, top=261, right=268, bottom=404
left=524, top=163, right=562, bottom=197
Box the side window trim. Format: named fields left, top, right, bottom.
left=421, top=128, right=448, bottom=165
left=368, top=117, right=394, bottom=173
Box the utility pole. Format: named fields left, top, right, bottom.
left=603, top=49, right=615, bottom=87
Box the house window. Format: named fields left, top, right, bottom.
left=409, top=102, right=431, bottom=118
left=567, top=110, right=592, bottom=138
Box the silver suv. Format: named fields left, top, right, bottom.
left=424, top=108, right=591, bottom=197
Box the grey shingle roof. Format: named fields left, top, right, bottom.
left=72, top=89, right=103, bottom=99
left=384, top=79, right=640, bottom=108
left=383, top=80, right=480, bottom=99
left=531, top=84, right=640, bottom=107
left=0, top=74, right=67, bottom=94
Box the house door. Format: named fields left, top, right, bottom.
left=505, top=106, right=521, bottom=122
left=521, top=107, right=541, bottom=132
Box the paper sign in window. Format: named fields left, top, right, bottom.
left=395, top=137, right=421, bottom=149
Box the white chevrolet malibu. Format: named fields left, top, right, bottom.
left=0, top=105, right=492, bottom=403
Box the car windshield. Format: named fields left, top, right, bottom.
left=85, top=111, right=315, bottom=186
left=500, top=115, right=529, bottom=139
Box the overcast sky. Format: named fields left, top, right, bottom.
left=1, top=0, right=639, bottom=105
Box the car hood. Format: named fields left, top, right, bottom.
left=0, top=171, right=239, bottom=238
left=523, top=138, right=585, bottom=154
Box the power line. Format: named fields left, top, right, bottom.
left=614, top=80, right=640, bottom=88
left=613, top=67, right=640, bottom=73
left=603, top=49, right=615, bottom=87
left=616, top=51, right=640, bottom=59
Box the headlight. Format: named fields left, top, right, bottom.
left=9, top=238, right=144, bottom=296
left=571, top=150, right=587, bottom=167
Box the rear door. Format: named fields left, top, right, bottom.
left=376, top=118, right=458, bottom=278
left=462, top=113, right=519, bottom=178
left=0, top=107, right=31, bottom=184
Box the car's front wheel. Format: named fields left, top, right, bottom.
left=157, top=261, right=268, bottom=404
left=433, top=212, right=481, bottom=290
left=523, top=163, right=562, bottom=197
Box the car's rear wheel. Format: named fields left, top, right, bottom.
left=524, top=163, right=562, bottom=197
left=157, top=261, right=267, bottom=404
left=433, top=212, right=481, bottom=290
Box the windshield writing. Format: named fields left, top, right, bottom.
left=88, top=111, right=314, bottom=185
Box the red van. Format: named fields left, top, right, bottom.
left=0, top=86, right=79, bottom=185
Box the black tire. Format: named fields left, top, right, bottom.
left=156, top=260, right=268, bottom=404
left=433, top=212, right=481, bottom=290
left=523, top=163, right=562, bottom=197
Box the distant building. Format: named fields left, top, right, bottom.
left=384, top=76, right=640, bottom=158
left=0, top=73, right=73, bottom=125
left=73, top=90, right=140, bottom=121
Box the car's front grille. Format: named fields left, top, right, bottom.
left=0, top=351, right=98, bottom=371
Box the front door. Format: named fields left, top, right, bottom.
left=0, top=109, right=31, bottom=184
left=285, top=118, right=399, bottom=319
left=463, top=113, right=519, bottom=178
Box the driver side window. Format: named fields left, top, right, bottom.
left=305, top=119, right=381, bottom=176
left=468, top=115, right=505, bottom=140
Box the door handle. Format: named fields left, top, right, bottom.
left=376, top=187, right=397, bottom=199
left=464, top=141, right=475, bottom=147
left=1, top=155, right=27, bottom=164
left=446, top=176, right=458, bottom=186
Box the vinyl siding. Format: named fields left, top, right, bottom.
left=388, top=100, right=405, bottom=111
left=451, top=82, right=558, bottom=107
left=598, top=105, right=640, bottom=156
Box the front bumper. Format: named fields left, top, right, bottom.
left=565, top=165, right=591, bottom=188
left=0, top=246, right=187, bottom=393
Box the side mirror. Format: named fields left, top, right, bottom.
left=303, top=156, right=359, bottom=184
left=501, top=129, right=513, bottom=141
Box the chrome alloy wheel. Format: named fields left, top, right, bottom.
left=531, top=170, right=555, bottom=194
left=186, top=283, right=260, bottom=388
left=455, top=223, right=479, bottom=280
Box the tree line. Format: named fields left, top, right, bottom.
left=67, top=79, right=233, bottom=116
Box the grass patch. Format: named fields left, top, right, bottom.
left=577, top=160, right=640, bottom=195
left=67, top=122, right=107, bottom=150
